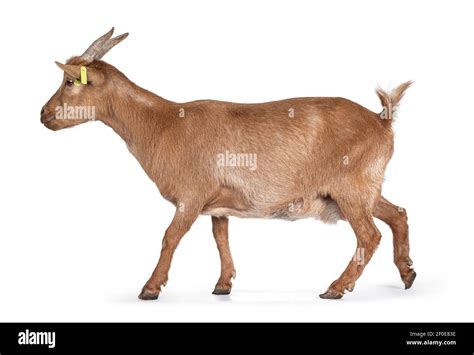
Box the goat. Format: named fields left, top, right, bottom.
left=41, top=28, right=416, bottom=300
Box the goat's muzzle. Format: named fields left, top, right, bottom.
left=40, top=106, right=55, bottom=125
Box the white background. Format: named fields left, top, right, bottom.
left=0, top=0, right=473, bottom=322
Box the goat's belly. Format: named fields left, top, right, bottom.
left=202, top=197, right=343, bottom=224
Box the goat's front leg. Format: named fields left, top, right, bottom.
left=211, top=216, right=236, bottom=295
left=139, top=204, right=201, bottom=300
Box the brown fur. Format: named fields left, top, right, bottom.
left=41, top=29, right=416, bottom=300
left=376, top=81, right=413, bottom=122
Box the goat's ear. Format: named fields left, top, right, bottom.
left=55, top=62, right=105, bottom=85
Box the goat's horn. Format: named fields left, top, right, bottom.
left=94, top=32, right=129, bottom=60
left=81, top=27, right=115, bottom=62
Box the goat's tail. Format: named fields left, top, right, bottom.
left=375, top=81, right=413, bottom=126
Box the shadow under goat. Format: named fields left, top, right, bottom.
left=41, top=28, right=416, bottom=300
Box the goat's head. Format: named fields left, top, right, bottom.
left=41, top=28, right=128, bottom=131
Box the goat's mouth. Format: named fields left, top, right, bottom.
left=42, top=116, right=55, bottom=124
left=42, top=117, right=61, bottom=131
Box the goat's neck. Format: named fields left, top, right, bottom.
left=99, top=77, right=175, bottom=175
left=101, top=78, right=173, bottom=140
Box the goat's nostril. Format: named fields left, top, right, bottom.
left=41, top=108, right=45, bottom=115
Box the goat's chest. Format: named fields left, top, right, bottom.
left=125, top=142, right=156, bottom=180
left=126, top=142, right=139, bottom=157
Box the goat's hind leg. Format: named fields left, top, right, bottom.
left=320, top=199, right=382, bottom=299
left=373, top=196, right=416, bottom=289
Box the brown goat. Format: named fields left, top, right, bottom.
left=41, top=28, right=416, bottom=300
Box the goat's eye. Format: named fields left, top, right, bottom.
left=65, top=79, right=73, bottom=86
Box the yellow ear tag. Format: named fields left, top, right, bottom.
left=80, top=66, right=88, bottom=85
left=74, top=79, right=81, bottom=86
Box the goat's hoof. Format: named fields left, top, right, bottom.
left=403, top=270, right=417, bottom=290
left=138, top=287, right=160, bottom=300
left=212, top=286, right=231, bottom=295
left=319, top=289, right=344, bottom=299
